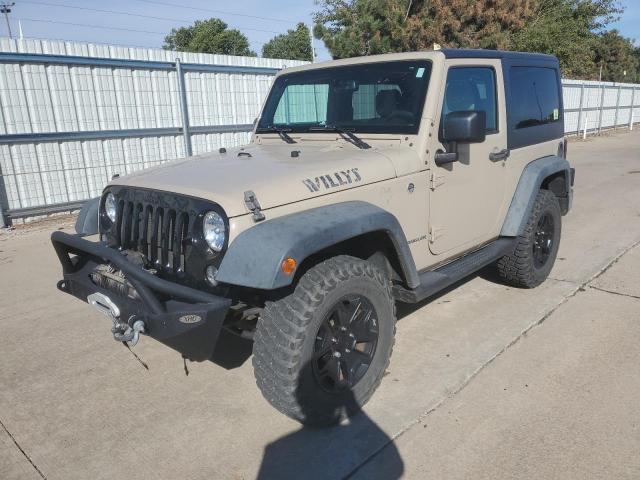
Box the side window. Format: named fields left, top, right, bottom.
left=510, top=67, right=560, bottom=129
left=441, top=67, right=497, bottom=134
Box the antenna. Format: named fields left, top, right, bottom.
left=0, top=2, right=14, bottom=38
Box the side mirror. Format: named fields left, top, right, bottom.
left=442, top=110, right=486, bottom=143
left=435, top=111, right=487, bottom=166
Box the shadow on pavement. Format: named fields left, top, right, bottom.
left=208, top=328, right=253, bottom=369
left=256, top=361, right=404, bottom=479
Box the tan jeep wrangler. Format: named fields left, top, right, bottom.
left=52, top=49, right=574, bottom=425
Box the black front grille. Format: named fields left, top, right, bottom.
left=116, top=200, right=190, bottom=273
left=102, top=187, right=227, bottom=288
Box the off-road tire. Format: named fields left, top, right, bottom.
left=252, top=255, right=396, bottom=426
left=497, top=189, right=561, bottom=288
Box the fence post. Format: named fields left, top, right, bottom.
left=0, top=173, right=8, bottom=227
left=631, top=87, right=637, bottom=131
left=597, top=83, right=606, bottom=134
left=583, top=113, right=589, bottom=139
left=576, top=83, right=585, bottom=136
left=613, top=85, right=621, bottom=130
left=175, top=58, right=193, bottom=157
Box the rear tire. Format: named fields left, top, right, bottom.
left=497, top=189, right=561, bottom=288
left=252, top=255, right=396, bottom=426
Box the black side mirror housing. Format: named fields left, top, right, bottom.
left=435, top=111, right=487, bottom=166
left=442, top=110, right=486, bottom=143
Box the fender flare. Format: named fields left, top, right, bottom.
left=74, top=197, right=100, bottom=236
left=501, top=155, right=571, bottom=237
left=216, top=201, right=420, bottom=290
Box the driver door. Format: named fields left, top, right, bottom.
left=428, top=60, right=509, bottom=256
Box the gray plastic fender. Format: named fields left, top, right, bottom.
left=75, top=197, right=100, bottom=236
left=216, top=201, right=420, bottom=290
left=501, top=155, right=571, bottom=237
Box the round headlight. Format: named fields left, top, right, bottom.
left=105, top=192, right=117, bottom=223
left=203, top=211, right=226, bottom=252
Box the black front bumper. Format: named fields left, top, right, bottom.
left=51, top=231, right=232, bottom=361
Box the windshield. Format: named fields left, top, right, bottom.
left=257, top=60, right=432, bottom=135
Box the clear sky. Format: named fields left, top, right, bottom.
left=1, top=0, right=638, bottom=61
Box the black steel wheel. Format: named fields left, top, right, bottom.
left=497, top=189, right=562, bottom=288
left=533, top=212, right=555, bottom=269
left=252, top=255, right=396, bottom=426
left=312, top=295, right=379, bottom=392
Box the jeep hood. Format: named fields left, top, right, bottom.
left=110, top=143, right=398, bottom=217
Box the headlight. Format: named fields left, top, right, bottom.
left=105, top=192, right=117, bottom=223
left=203, top=211, right=226, bottom=252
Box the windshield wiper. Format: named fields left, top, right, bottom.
left=308, top=125, right=371, bottom=149
left=258, top=125, right=296, bottom=144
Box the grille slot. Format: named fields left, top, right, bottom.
left=115, top=199, right=190, bottom=274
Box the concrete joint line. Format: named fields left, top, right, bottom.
left=0, top=417, right=47, bottom=479
left=589, top=285, right=640, bottom=301
left=346, top=237, right=640, bottom=479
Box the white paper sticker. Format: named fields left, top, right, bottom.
left=553, top=108, right=559, bottom=120
left=416, top=67, right=425, bottom=78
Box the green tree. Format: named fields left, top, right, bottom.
left=312, top=0, right=626, bottom=80
left=312, top=0, right=536, bottom=59
left=164, top=18, right=256, bottom=56
left=513, top=0, right=623, bottom=79
left=263, top=23, right=313, bottom=61
left=593, top=30, right=638, bottom=82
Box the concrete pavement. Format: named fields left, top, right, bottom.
left=1, top=130, right=639, bottom=479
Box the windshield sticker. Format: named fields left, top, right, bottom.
left=302, top=168, right=362, bottom=193
left=416, top=67, right=425, bottom=78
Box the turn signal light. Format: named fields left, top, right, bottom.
left=281, top=257, right=297, bottom=275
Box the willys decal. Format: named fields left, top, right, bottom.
left=302, top=168, right=362, bottom=193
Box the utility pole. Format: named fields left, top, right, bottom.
left=0, top=2, right=14, bottom=39
left=307, top=23, right=315, bottom=63
left=598, top=61, right=603, bottom=82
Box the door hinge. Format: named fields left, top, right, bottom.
left=430, top=171, right=445, bottom=190
left=429, top=225, right=444, bottom=243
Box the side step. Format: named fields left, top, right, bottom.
left=393, top=238, right=516, bottom=303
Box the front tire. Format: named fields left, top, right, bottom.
left=252, top=255, right=396, bottom=426
left=497, top=189, right=562, bottom=288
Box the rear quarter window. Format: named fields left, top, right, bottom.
left=506, top=64, right=564, bottom=149
left=510, top=67, right=561, bottom=129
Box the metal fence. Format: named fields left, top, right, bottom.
left=562, top=79, right=640, bottom=135
left=0, top=39, right=639, bottom=226
left=0, top=38, right=306, bottom=225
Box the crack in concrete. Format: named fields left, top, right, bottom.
left=589, top=285, right=640, bottom=301
left=0, top=417, right=46, bottom=479
left=345, top=238, right=640, bottom=479
left=548, top=276, right=579, bottom=285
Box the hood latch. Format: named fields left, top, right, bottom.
left=244, top=190, right=265, bottom=222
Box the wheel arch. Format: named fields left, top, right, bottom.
left=216, top=201, right=420, bottom=291
left=501, top=155, right=572, bottom=237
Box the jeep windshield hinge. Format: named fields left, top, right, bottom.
left=244, top=190, right=265, bottom=222
left=430, top=171, right=445, bottom=190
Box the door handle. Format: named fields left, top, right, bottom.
left=489, top=148, right=510, bottom=161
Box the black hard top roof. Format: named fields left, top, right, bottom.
left=440, top=48, right=558, bottom=63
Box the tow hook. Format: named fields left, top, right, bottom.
left=112, top=318, right=146, bottom=347
left=87, top=293, right=146, bottom=347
